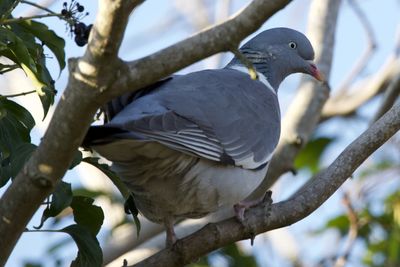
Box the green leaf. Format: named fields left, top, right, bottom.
left=82, top=157, right=141, bottom=234
left=320, top=215, right=350, bottom=236
left=9, top=142, right=36, bottom=178
left=73, top=188, right=112, bottom=200
left=1, top=25, right=56, bottom=118
left=294, top=136, right=334, bottom=174
left=71, top=196, right=104, bottom=236
left=69, top=150, right=83, bottom=169
left=0, top=0, right=18, bottom=21
left=0, top=98, right=35, bottom=185
left=124, top=194, right=141, bottom=237
left=82, top=157, right=130, bottom=198
left=61, top=224, right=103, bottom=267
left=35, top=181, right=73, bottom=229
left=17, top=20, right=66, bottom=73
left=220, top=243, right=258, bottom=267
left=0, top=27, right=38, bottom=73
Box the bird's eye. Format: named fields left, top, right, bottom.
left=288, top=42, right=297, bottom=49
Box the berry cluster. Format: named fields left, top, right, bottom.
left=61, top=1, right=92, bottom=47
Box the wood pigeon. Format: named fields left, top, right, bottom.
left=83, top=27, right=324, bottom=245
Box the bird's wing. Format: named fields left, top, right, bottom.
left=89, top=69, right=281, bottom=169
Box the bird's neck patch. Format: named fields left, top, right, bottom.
left=228, top=65, right=276, bottom=94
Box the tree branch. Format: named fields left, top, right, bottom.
left=131, top=101, right=400, bottom=267
left=321, top=25, right=400, bottom=120
left=322, top=57, right=400, bottom=119
left=0, top=0, right=293, bottom=265
left=333, top=192, right=359, bottom=267
left=371, top=73, right=400, bottom=123
left=335, top=0, right=377, bottom=94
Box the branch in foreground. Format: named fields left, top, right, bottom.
left=0, top=0, right=293, bottom=265
left=132, top=98, right=400, bottom=267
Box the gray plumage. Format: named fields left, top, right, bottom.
left=83, top=27, right=323, bottom=244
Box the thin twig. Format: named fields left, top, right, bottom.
left=322, top=56, right=400, bottom=120
left=24, top=228, right=61, bottom=233
left=20, top=0, right=57, bottom=15
left=333, top=192, right=359, bottom=267
left=2, top=13, right=61, bottom=24
left=335, top=0, right=377, bottom=95
left=371, top=74, right=400, bottom=123
left=0, top=64, right=19, bottom=74
left=231, top=48, right=258, bottom=80
left=1, top=90, right=36, bottom=98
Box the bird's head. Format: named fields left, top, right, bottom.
left=229, top=27, right=324, bottom=90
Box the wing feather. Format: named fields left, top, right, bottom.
left=92, top=68, right=280, bottom=169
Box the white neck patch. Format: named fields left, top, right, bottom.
left=228, top=65, right=276, bottom=94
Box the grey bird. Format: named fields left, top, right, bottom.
left=83, top=27, right=324, bottom=246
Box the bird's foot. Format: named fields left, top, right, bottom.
left=164, top=218, right=178, bottom=247
left=234, top=190, right=273, bottom=222
left=233, top=191, right=273, bottom=245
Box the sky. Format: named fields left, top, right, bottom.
left=2, top=0, right=400, bottom=266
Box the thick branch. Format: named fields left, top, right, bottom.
left=132, top=101, right=400, bottom=267
left=0, top=0, right=293, bottom=265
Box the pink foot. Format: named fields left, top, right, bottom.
left=234, top=191, right=273, bottom=222
left=164, top=218, right=177, bottom=247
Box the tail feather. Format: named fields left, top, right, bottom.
left=82, top=126, right=129, bottom=148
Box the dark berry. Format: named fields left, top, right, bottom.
left=75, top=35, right=87, bottom=47
left=63, top=2, right=67, bottom=8
left=77, top=4, right=84, bottom=12
left=61, top=9, right=68, bottom=16
left=74, top=22, right=86, bottom=35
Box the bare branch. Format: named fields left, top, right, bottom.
left=131, top=101, right=400, bottom=267
left=335, top=0, right=377, bottom=94
left=333, top=192, right=359, bottom=267
left=321, top=25, right=400, bottom=120
left=322, top=57, right=400, bottom=119
left=0, top=0, right=293, bottom=264
left=371, top=74, right=400, bottom=123
left=1, top=89, right=36, bottom=97
left=19, top=0, right=57, bottom=17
